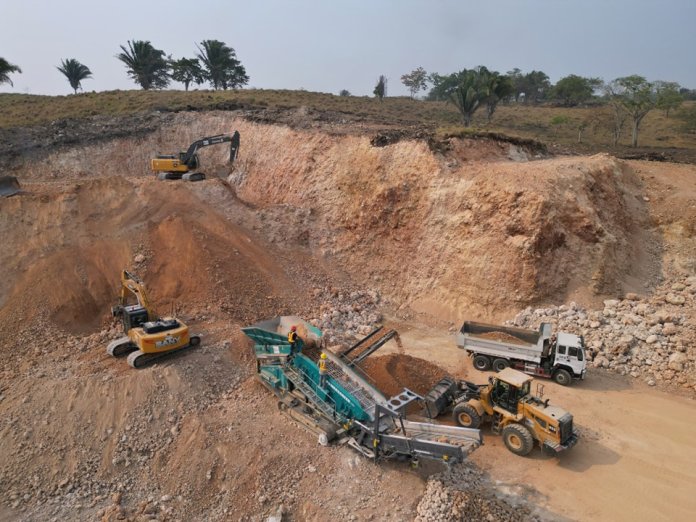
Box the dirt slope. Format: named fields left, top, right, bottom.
left=8, top=112, right=662, bottom=322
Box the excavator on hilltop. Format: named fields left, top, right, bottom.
left=106, top=269, right=200, bottom=368
left=150, top=130, right=240, bottom=181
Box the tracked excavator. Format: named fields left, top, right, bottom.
left=150, top=130, right=240, bottom=181
left=106, top=270, right=200, bottom=368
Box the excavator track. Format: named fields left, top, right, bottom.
left=106, top=336, right=137, bottom=357
left=127, top=336, right=201, bottom=368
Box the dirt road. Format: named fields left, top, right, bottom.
left=379, top=323, right=696, bottom=521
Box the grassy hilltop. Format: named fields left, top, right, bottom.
left=1, top=89, right=694, bottom=161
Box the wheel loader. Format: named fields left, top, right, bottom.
left=150, top=130, right=240, bottom=181
left=106, top=270, right=200, bottom=368
left=423, top=368, right=578, bottom=456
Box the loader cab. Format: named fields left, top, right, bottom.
left=490, top=369, right=532, bottom=414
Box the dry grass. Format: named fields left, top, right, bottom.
left=1, top=89, right=694, bottom=159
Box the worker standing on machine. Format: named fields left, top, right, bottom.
left=288, top=325, right=301, bottom=355
left=319, top=352, right=328, bottom=388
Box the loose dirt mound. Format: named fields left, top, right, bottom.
left=359, top=354, right=449, bottom=397
left=0, top=177, right=303, bottom=337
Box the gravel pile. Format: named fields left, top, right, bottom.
left=416, top=463, right=540, bottom=522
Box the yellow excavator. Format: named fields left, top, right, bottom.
left=150, top=130, right=240, bottom=181
left=106, top=270, right=200, bottom=368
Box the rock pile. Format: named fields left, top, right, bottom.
left=416, top=463, right=540, bottom=522
left=309, top=288, right=383, bottom=344
left=509, top=276, right=696, bottom=391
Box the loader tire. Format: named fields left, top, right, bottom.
left=492, top=358, right=510, bottom=372
left=473, top=355, right=491, bottom=371
left=502, top=424, right=534, bottom=456
left=452, top=403, right=481, bottom=429
left=553, top=369, right=572, bottom=386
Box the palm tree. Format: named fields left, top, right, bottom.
left=195, top=40, right=248, bottom=90
left=57, top=59, right=92, bottom=94
left=0, top=57, right=22, bottom=86
left=117, top=40, right=170, bottom=90
left=482, top=71, right=514, bottom=123
left=449, top=70, right=486, bottom=126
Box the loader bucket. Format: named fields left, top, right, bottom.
left=0, top=176, right=20, bottom=197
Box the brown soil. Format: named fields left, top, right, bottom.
left=2, top=110, right=696, bottom=521
left=476, top=331, right=529, bottom=345
left=359, top=354, right=449, bottom=397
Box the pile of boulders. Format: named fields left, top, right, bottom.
left=309, top=288, right=383, bottom=344
left=416, top=463, right=539, bottom=522
left=509, top=276, right=696, bottom=391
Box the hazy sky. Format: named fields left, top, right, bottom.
left=2, top=0, right=695, bottom=96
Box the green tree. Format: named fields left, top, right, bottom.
left=481, top=69, right=514, bottom=122
left=449, top=69, right=487, bottom=126
left=426, top=70, right=468, bottom=101
left=339, top=89, right=351, bottom=96
left=608, top=75, right=657, bottom=147
left=654, top=81, right=683, bottom=117
left=401, top=66, right=428, bottom=99
left=56, top=58, right=92, bottom=94
left=196, top=40, right=248, bottom=90
left=117, top=40, right=170, bottom=90
left=170, top=58, right=204, bottom=91
left=0, top=57, right=22, bottom=86
left=551, top=75, right=602, bottom=106
left=506, top=68, right=524, bottom=102
left=603, top=84, right=630, bottom=146
left=522, top=70, right=550, bottom=104
left=373, top=75, right=387, bottom=101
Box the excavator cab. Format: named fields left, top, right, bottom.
left=113, top=304, right=149, bottom=332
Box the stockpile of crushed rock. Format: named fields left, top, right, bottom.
left=509, top=275, right=696, bottom=391
left=309, top=288, right=383, bottom=344
left=416, top=463, right=540, bottom=522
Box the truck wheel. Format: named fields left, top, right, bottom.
left=553, top=369, right=572, bottom=386
left=502, top=424, right=534, bottom=456
left=492, top=358, right=510, bottom=372
left=473, top=355, right=491, bottom=371
left=452, top=403, right=481, bottom=429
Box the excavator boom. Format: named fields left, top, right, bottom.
left=117, top=269, right=155, bottom=320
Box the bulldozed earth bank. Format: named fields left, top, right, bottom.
left=1, top=109, right=695, bottom=521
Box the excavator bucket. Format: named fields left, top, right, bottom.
left=229, top=131, right=240, bottom=163
left=0, top=176, right=20, bottom=197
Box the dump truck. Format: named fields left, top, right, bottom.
left=423, top=368, right=578, bottom=456
left=242, top=317, right=482, bottom=465
left=457, top=321, right=587, bottom=386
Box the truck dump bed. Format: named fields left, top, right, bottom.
left=456, top=321, right=552, bottom=363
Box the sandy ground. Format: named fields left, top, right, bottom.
left=376, top=323, right=696, bottom=521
